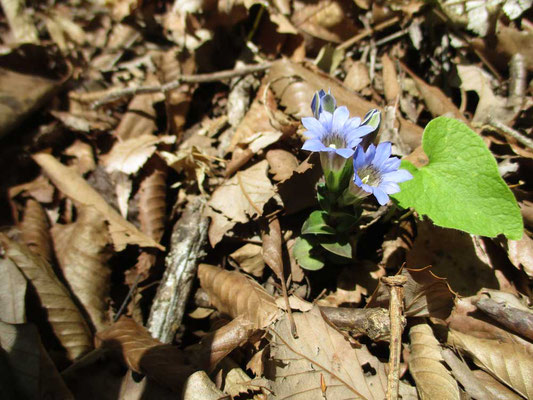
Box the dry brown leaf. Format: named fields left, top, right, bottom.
left=472, top=370, right=523, bottom=400
left=504, top=234, right=533, bottom=278
left=0, top=322, right=74, bottom=400
left=399, top=61, right=467, bottom=122
left=265, top=306, right=387, bottom=399
left=367, top=266, right=455, bottom=320
left=406, top=220, right=499, bottom=296
left=96, top=316, right=194, bottom=392
left=33, top=153, right=163, bottom=251
left=381, top=218, right=416, bottom=269
left=101, top=134, right=175, bottom=175
left=9, top=174, right=55, bottom=204
left=51, top=205, right=112, bottom=331
left=446, top=296, right=533, bottom=353
left=138, top=157, right=168, bottom=243
left=206, top=160, right=277, bottom=246
left=448, top=329, right=533, bottom=399
left=64, top=140, right=96, bottom=175
left=230, top=243, right=265, bottom=277
left=344, top=61, right=371, bottom=92
left=266, top=149, right=299, bottom=181
left=381, top=54, right=400, bottom=103
left=19, top=198, right=53, bottom=263
left=408, top=323, right=460, bottom=400
left=457, top=65, right=514, bottom=124
left=182, top=371, right=225, bottom=400
left=189, top=316, right=256, bottom=371
left=0, top=257, right=26, bottom=324
left=0, top=234, right=92, bottom=360
left=197, top=264, right=281, bottom=329
left=261, top=217, right=284, bottom=280
left=496, top=25, right=533, bottom=71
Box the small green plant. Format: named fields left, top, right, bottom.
left=293, top=91, right=523, bottom=271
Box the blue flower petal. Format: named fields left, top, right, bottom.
left=379, top=181, right=400, bottom=194
left=302, top=117, right=327, bottom=137
left=302, top=139, right=327, bottom=152
left=332, top=106, right=350, bottom=133
left=336, top=147, right=355, bottom=158
left=381, top=157, right=401, bottom=172
left=373, top=187, right=390, bottom=205
left=365, top=144, right=376, bottom=165
left=382, top=169, right=413, bottom=183
left=353, top=145, right=366, bottom=170
left=372, top=142, right=392, bottom=168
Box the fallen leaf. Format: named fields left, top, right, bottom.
left=457, top=65, right=514, bottom=124
left=381, top=54, right=400, bottom=103
left=472, top=369, right=523, bottom=400
left=496, top=25, right=533, bottom=71
left=64, top=140, right=96, bottom=175
left=448, top=329, right=533, bottom=399
left=198, top=264, right=281, bottom=329
left=101, top=134, right=175, bottom=175
left=408, top=323, right=460, bottom=400
left=206, top=160, right=277, bottom=246
left=8, top=174, right=55, bottom=204
left=265, top=306, right=388, bottom=399
left=33, top=153, right=164, bottom=251
left=96, top=317, right=194, bottom=392
left=0, top=257, right=26, bottom=324
left=261, top=217, right=284, bottom=280
left=51, top=205, right=112, bottom=331
left=344, top=61, right=371, bottom=92
left=181, top=371, right=225, bottom=400
left=266, top=149, right=299, bottom=181
left=19, top=198, right=53, bottom=263
left=367, top=266, right=455, bottom=320
left=0, top=322, right=74, bottom=399
left=504, top=234, right=533, bottom=278
left=230, top=243, right=265, bottom=277
left=0, top=234, right=93, bottom=360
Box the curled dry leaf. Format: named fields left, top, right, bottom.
left=265, top=306, right=387, bottom=399
left=266, top=148, right=299, bottom=181
left=101, top=134, right=176, bottom=175
left=367, top=266, right=455, bottom=320
left=64, top=140, right=96, bottom=175
left=448, top=329, right=533, bottom=399
left=472, top=369, right=523, bottom=400
left=19, top=198, right=53, bottom=263
left=33, top=153, right=163, bottom=251
left=181, top=371, right=225, bottom=400
left=0, top=257, right=26, bottom=324
left=51, top=205, right=112, bottom=331
left=505, top=234, right=533, bottom=278
left=138, top=157, right=168, bottom=243
left=206, top=160, right=277, bottom=246
left=0, top=234, right=92, bottom=360
left=381, top=54, right=400, bottom=103
left=408, top=323, right=460, bottom=400
left=96, top=316, right=194, bottom=392
left=0, top=322, right=74, bottom=400
left=261, top=217, right=284, bottom=280
left=197, top=264, right=281, bottom=329
left=230, top=243, right=265, bottom=277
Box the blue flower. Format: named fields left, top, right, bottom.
left=349, top=142, right=413, bottom=205
left=311, top=89, right=336, bottom=118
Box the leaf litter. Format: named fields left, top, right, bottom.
left=0, top=1, right=532, bottom=399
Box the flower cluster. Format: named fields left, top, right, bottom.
left=302, top=90, right=412, bottom=205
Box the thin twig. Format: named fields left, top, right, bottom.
left=337, top=16, right=400, bottom=51
left=113, top=273, right=141, bottom=322
left=382, top=275, right=407, bottom=400
left=91, top=62, right=273, bottom=108
left=485, top=116, right=533, bottom=150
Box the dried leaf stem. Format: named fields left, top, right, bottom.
left=474, top=297, right=533, bottom=341
left=382, top=275, right=407, bottom=400
left=91, top=62, right=273, bottom=108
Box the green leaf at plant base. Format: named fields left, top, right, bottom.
left=320, top=239, right=353, bottom=259
left=391, top=117, right=523, bottom=240
left=293, top=236, right=325, bottom=271
left=301, top=211, right=336, bottom=235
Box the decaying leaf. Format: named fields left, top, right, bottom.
left=0, top=257, right=27, bottom=324
left=381, top=54, right=400, bottom=103
left=0, top=322, right=74, bottom=400
left=448, top=329, right=533, bottom=399
left=198, top=264, right=281, bottom=329
left=266, top=149, right=299, bottom=181
left=261, top=217, right=284, bottom=280
left=230, top=243, right=265, bottom=277
left=19, top=198, right=53, bottom=263
left=265, top=306, right=387, bottom=399
left=181, top=371, right=225, bottom=400
left=472, top=369, right=523, bottom=400
left=457, top=65, right=514, bottom=124
left=206, top=160, right=277, bottom=246
left=0, top=234, right=93, bottom=360
left=138, top=158, right=168, bottom=243
left=367, top=266, right=455, bottom=320
left=51, top=205, right=112, bottom=331
left=505, top=234, right=533, bottom=278
left=33, top=153, right=164, bottom=251
left=101, top=134, right=175, bottom=175
left=408, top=323, right=460, bottom=400
left=96, top=317, right=194, bottom=392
